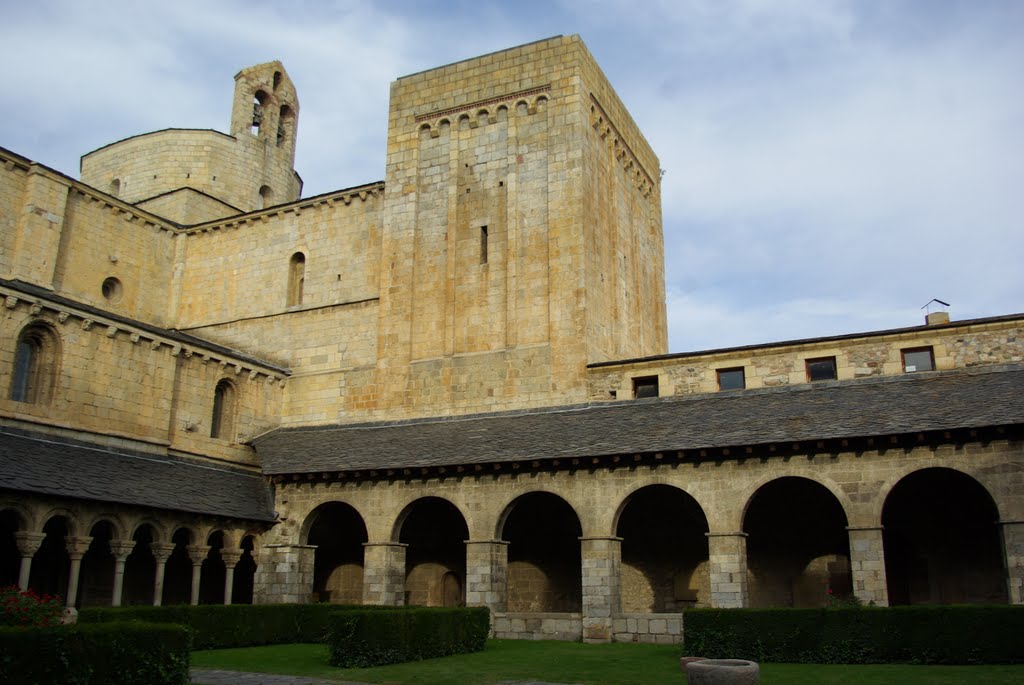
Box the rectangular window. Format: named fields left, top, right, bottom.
left=633, top=376, right=659, bottom=399
left=902, top=347, right=935, bottom=373
left=806, top=356, right=838, bottom=382
left=480, top=225, right=488, bottom=264
left=717, top=367, right=745, bottom=391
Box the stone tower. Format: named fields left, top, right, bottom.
left=80, top=61, right=302, bottom=223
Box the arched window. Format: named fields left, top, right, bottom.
left=288, top=252, right=305, bottom=307
left=210, top=380, right=236, bottom=440
left=258, top=185, right=273, bottom=210
left=251, top=91, right=268, bottom=137
left=9, top=324, right=59, bottom=404
left=277, top=105, right=293, bottom=147
left=109, top=179, right=121, bottom=197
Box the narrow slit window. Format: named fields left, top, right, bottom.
left=9, top=324, right=59, bottom=404
left=480, top=226, right=488, bottom=264
left=288, top=252, right=306, bottom=306
left=211, top=379, right=236, bottom=440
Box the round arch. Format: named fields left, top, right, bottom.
left=743, top=476, right=852, bottom=608
left=122, top=523, right=157, bottom=605
left=396, top=497, right=469, bottom=607
left=29, top=515, right=71, bottom=600
left=737, top=471, right=854, bottom=533
left=305, top=501, right=368, bottom=604
left=500, top=491, right=582, bottom=613
left=882, top=467, right=1006, bottom=605
left=616, top=484, right=711, bottom=612
left=870, top=463, right=1004, bottom=524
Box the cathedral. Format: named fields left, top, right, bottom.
left=1, top=35, right=1021, bottom=643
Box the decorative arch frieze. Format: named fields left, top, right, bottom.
left=414, top=85, right=552, bottom=138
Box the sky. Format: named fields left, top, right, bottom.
left=2, top=0, right=1021, bottom=353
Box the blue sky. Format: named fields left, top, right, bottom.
left=2, top=0, right=1021, bottom=352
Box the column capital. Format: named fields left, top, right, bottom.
left=219, top=549, right=244, bottom=568
left=186, top=544, right=210, bottom=565
left=66, top=536, right=93, bottom=559
left=149, top=542, right=177, bottom=563
left=109, top=540, right=137, bottom=561
left=14, top=531, right=46, bottom=557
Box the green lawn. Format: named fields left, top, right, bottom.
left=192, top=639, right=1024, bottom=685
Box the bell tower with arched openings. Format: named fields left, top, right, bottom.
left=230, top=61, right=300, bottom=170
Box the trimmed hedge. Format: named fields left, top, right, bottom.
left=327, top=607, right=490, bottom=667
left=683, top=605, right=1024, bottom=664
left=79, top=603, right=350, bottom=649
left=0, top=621, right=191, bottom=685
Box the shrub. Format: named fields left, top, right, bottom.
left=0, top=586, right=64, bottom=628
left=682, top=605, right=1024, bottom=664
left=0, top=621, right=190, bottom=684
left=79, top=603, right=345, bottom=649
left=327, top=607, right=490, bottom=667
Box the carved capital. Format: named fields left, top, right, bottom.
left=65, top=536, right=93, bottom=559
left=219, top=549, right=244, bottom=568
left=186, top=544, right=210, bottom=565
left=108, top=539, right=137, bottom=561
left=149, top=542, right=177, bottom=564
left=14, top=531, right=46, bottom=557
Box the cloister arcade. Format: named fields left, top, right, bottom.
left=267, top=458, right=1018, bottom=641
left=3, top=459, right=1018, bottom=637
left=0, top=497, right=258, bottom=611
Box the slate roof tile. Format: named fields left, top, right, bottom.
left=0, top=429, right=275, bottom=522
left=254, top=365, right=1024, bottom=475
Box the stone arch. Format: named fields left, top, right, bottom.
left=251, top=90, right=268, bottom=136
left=29, top=514, right=71, bottom=599
left=122, top=522, right=157, bottom=605
left=438, top=119, right=451, bottom=135
left=476, top=109, right=489, bottom=126
left=458, top=113, right=471, bottom=130
left=276, top=104, right=294, bottom=147
left=882, top=467, right=1006, bottom=605
left=81, top=513, right=127, bottom=542
left=36, top=507, right=79, bottom=537
left=534, top=95, right=549, bottom=110
left=395, top=497, right=469, bottom=607
left=305, top=501, right=368, bottom=604
left=615, top=484, right=711, bottom=611
left=130, top=518, right=168, bottom=545
left=232, top=534, right=258, bottom=604
left=419, top=123, right=433, bottom=140
left=499, top=491, right=582, bottom=613
left=109, top=178, right=121, bottom=196
left=743, top=476, right=852, bottom=608
left=515, top=99, right=529, bottom=116
left=79, top=519, right=116, bottom=607
left=199, top=529, right=227, bottom=604
left=0, top=502, right=34, bottom=532
left=734, top=470, right=853, bottom=532
left=493, top=486, right=583, bottom=540
left=9, top=321, right=61, bottom=405
left=869, top=462, right=1000, bottom=525
left=162, top=527, right=194, bottom=605
left=496, top=105, right=508, bottom=121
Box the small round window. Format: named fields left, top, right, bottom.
left=101, top=277, right=123, bottom=303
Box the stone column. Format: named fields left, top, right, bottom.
left=186, top=545, right=210, bottom=606
left=362, top=542, right=407, bottom=606
left=64, top=536, right=93, bottom=610
left=149, top=543, right=177, bottom=606
left=706, top=532, right=748, bottom=608
left=847, top=526, right=889, bottom=606
left=252, top=544, right=316, bottom=604
left=465, top=540, right=508, bottom=618
left=108, top=540, right=137, bottom=607
left=220, top=549, right=244, bottom=605
left=999, top=520, right=1024, bottom=605
left=13, top=532, right=45, bottom=590
left=580, top=536, right=622, bottom=644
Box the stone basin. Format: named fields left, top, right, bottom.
left=684, top=658, right=759, bottom=684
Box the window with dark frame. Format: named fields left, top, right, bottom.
left=717, top=367, right=745, bottom=391
left=806, top=356, right=837, bottom=382
left=902, top=347, right=935, bottom=373
left=632, top=376, right=659, bottom=399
